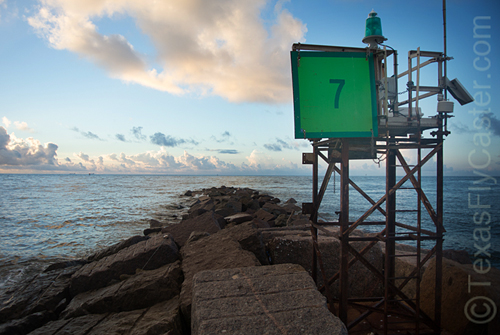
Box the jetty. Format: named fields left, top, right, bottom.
left=0, top=186, right=498, bottom=334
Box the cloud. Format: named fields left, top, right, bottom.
left=482, top=112, right=500, bottom=137
left=218, top=149, right=239, bottom=155
left=76, top=152, right=91, bottom=162
left=13, top=121, right=35, bottom=133
left=150, top=132, right=198, bottom=147
left=0, top=126, right=58, bottom=166
left=131, top=126, right=146, bottom=141
left=115, top=134, right=126, bottom=142
left=211, top=131, right=234, bottom=144
left=264, top=137, right=306, bottom=151
left=2, top=117, right=35, bottom=132
left=72, top=127, right=104, bottom=141
left=27, top=0, right=307, bottom=103
left=2, top=117, right=11, bottom=128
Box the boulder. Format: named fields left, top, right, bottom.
left=185, top=231, right=211, bottom=245
left=0, top=311, right=53, bottom=335
left=0, top=264, right=79, bottom=323
left=148, top=218, right=164, bottom=229
left=87, top=235, right=149, bottom=263
left=253, top=208, right=276, bottom=223
left=161, top=211, right=223, bottom=248
left=214, top=200, right=242, bottom=217
left=70, top=234, right=179, bottom=296
left=420, top=257, right=500, bottom=335
left=262, top=202, right=287, bottom=216
left=224, top=213, right=253, bottom=225
left=186, top=198, right=215, bottom=218
left=191, top=264, right=347, bottom=335
left=62, top=261, right=182, bottom=319
left=266, top=227, right=384, bottom=298
left=143, top=227, right=161, bottom=236
left=442, top=249, right=472, bottom=264
left=180, top=232, right=261, bottom=324
left=219, top=222, right=269, bottom=265
left=28, top=297, right=183, bottom=335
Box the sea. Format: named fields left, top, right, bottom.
left=1, top=174, right=499, bottom=294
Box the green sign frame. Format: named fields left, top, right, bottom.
left=291, top=51, right=378, bottom=139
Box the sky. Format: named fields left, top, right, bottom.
left=0, top=0, right=499, bottom=176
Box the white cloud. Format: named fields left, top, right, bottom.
left=2, top=117, right=35, bottom=132
left=13, top=121, right=35, bottom=133
left=2, top=117, right=10, bottom=128
left=28, top=0, right=306, bottom=103
left=0, top=127, right=58, bottom=166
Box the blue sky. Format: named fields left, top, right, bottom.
left=0, top=0, right=498, bottom=175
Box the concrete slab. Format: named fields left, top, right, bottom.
left=191, top=264, right=347, bottom=335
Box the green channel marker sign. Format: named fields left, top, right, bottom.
left=291, top=51, right=378, bottom=139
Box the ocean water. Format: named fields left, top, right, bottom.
left=1, top=174, right=498, bottom=293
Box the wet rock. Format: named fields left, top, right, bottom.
left=180, top=232, right=261, bottom=325
left=161, top=211, right=222, bottom=248
left=70, top=234, right=179, bottom=296
left=43, top=260, right=87, bottom=273
left=143, top=227, right=161, bottom=236
left=28, top=297, right=183, bottom=335
left=148, top=218, right=164, bottom=229
left=184, top=190, right=193, bottom=196
left=87, top=235, right=149, bottom=263
left=0, top=265, right=79, bottom=323
left=0, top=311, right=53, bottom=335
left=187, top=198, right=215, bottom=218
left=62, top=261, right=182, bottom=319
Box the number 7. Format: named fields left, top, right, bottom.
left=329, top=79, right=345, bottom=109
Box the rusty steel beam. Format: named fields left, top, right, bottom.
left=338, top=139, right=350, bottom=324
left=344, top=143, right=442, bottom=235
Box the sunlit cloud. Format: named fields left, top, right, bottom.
left=0, top=127, right=310, bottom=174
left=0, top=126, right=58, bottom=166
left=2, top=117, right=11, bottom=128
left=27, top=0, right=307, bottom=103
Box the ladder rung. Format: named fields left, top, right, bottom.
left=389, top=253, right=420, bottom=257
left=388, top=276, right=419, bottom=280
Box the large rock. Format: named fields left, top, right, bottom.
left=28, top=297, right=183, bottom=335
left=420, top=257, right=500, bottom=335
left=180, top=232, right=261, bottom=324
left=87, top=235, right=148, bottom=263
left=70, top=234, right=178, bottom=296
left=0, top=264, right=80, bottom=323
left=187, top=198, right=215, bottom=218
left=219, top=222, right=269, bottom=265
left=0, top=311, right=53, bottom=335
left=161, top=211, right=223, bottom=248
left=224, top=212, right=253, bottom=225
left=62, top=261, right=182, bottom=318
left=266, top=227, right=384, bottom=298
left=191, top=264, right=347, bottom=335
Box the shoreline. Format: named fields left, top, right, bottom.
left=1, top=185, right=498, bottom=334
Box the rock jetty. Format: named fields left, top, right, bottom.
left=0, top=186, right=497, bottom=335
